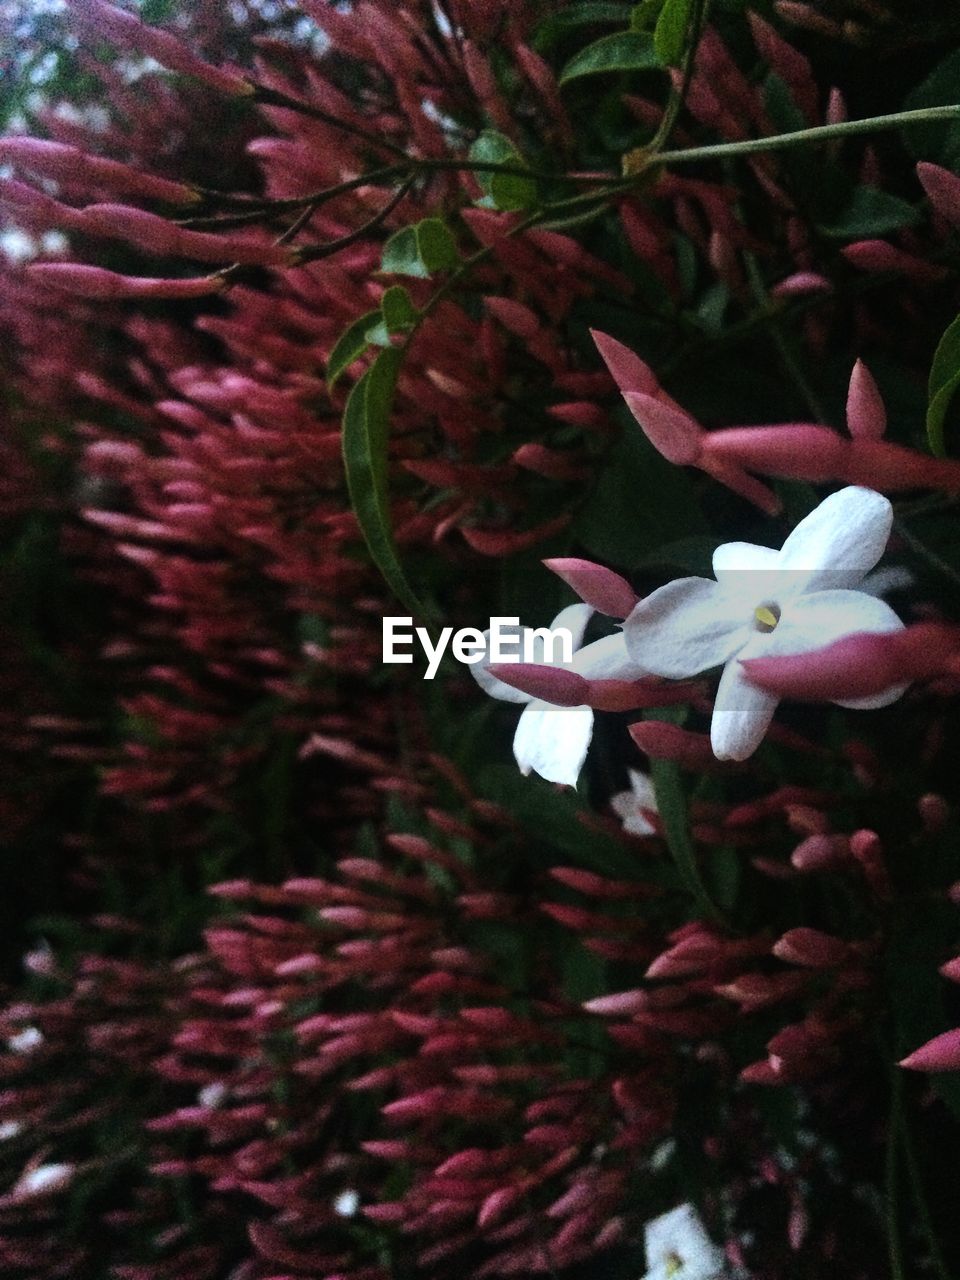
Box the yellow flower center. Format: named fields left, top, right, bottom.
left=754, top=603, right=781, bottom=632
left=665, top=1253, right=684, bottom=1277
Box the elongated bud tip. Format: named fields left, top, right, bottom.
left=543, top=557, right=639, bottom=618
left=590, top=330, right=658, bottom=395
left=917, top=161, right=960, bottom=230
left=484, top=662, right=587, bottom=706
left=900, top=1029, right=960, bottom=1072
left=846, top=359, right=886, bottom=440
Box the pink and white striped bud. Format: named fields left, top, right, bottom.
left=27, top=262, right=222, bottom=299
left=543, top=558, right=638, bottom=618
left=483, top=663, right=588, bottom=706
left=773, top=927, right=849, bottom=968
left=845, top=359, right=886, bottom=439
left=900, top=1028, right=960, bottom=1072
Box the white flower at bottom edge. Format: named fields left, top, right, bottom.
left=623, top=486, right=907, bottom=763
left=642, top=1203, right=727, bottom=1280
left=470, top=602, right=647, bottom=787
left=610, top=768, right=658, bottom=836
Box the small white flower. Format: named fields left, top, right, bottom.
left=0, top=1121, right=23, bottom=1142
left=12, top=1161, right=74, bottom=1198
left=624, top=487, right=906, bottom=762
left=197, top=1082, right=228, bottom=1109
left=610, top=768, right=659, bottom=836
left=642, top=1203, right=726, bottom=1279
left=7, top=1027, right=43, bottom=1054
left=333, top=1188, right=360, bottom=1217
left=471, top=603, right=646, bottom=787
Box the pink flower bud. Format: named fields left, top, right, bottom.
left=742, top=624, right=960, bottom=702
left=770, top=271, right=832, bottom=298
left=69, top=0, right=252, bottom=97
left=628, top=719, right=716, bottom=768
left=27, top=262, right=222, bottom=299
left=917, top=162, right=960, bottom=231
left=773, top=927, right=849, bottom=968
left=846, top=359, right=887, bottom=439
left=918, top=792, right=949, bottom=835
left=582, top=989, right=648, bottom=1016
left=590, top=330, right=658, bottom=395
left=485, top=296, right=540, bottom=339
left=900, top=1028, right=960, bottom=1072
left=460, top=514, right=570, bottom=555
left=512, top=443, right=582, bottom=480
left=940, top=957, right=960, bottom=984
left=79, top=203, right=291, bottom=266
left=0, top=136, right=198, bottom=204
left=790, top=835, right=848, bottom=872
left=483, top=663, right=588, bottom=706
left=841, top=239, right=947, bottom=283
left=623, top=392, right=704, bottom=465
left=543, top=558, right=638, bottom=618
left=703, top=424, right=846, bottom=481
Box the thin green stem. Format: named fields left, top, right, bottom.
left=654, top=103, right=960, bottom=168
left=886, top=1065, right=906, bottom=1280
left=648, top=0, right=712, bottom=153
left=894, top=519, right=960, bottom=590
left=898, top=1099, right=954, bottom=1280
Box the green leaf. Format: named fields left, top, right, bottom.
left=559, top=30, right=661, bottom=84
left=341, top=348, right=435, bottom=618
left=382, top=225, right=429, bottom=277
left=902, top=49, right=960, bottom=167
left=381, top=284, right=418, bottom=333
left=926, top=312, right=960, bottom=457
left=573, top=415, right=706, bottom=569
left=468, top=131, right=538, bottom=211
left=415, top=218, right=459, bottom=272
left=649, top=743, right=723, bottom=923
left=816, top=185, right=919, bottom=239
left=653, top=0, right=692, bottom=66
left=535, top=1, right=635, bottom=50
left=382, top=218, right=461, bottom=276
left=327, top=310, right=380, bottom=388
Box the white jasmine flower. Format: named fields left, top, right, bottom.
left=624, top=487, right=906, bottom=762
left=7, top=1027, right=43, bottom=1054
left=610, top=768, right=659, bottom=836
left=0, top=1121, right=23, bottom=1142
left=471, top=603, right=646, bottom=786
left=642, top=1203, right=726, bottom=1279
left=12, top=1161, right=74, bottom=1197
left=333, top=1188, right=360, bottom=1217
left=197, top=1082, right=228, bottom=1108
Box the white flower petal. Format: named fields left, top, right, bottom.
left=773, top=588, right=906, bottom=710
left=623, top=811, right=658, bottom=837
left=624, top=578, right=748, bottom=678
left=711, top=644, right=781, bottom=761
left=610, top=789, right=635, bottom=820
left=571, top=631, right=647, bottom=680
left=513, top=700, right=593, bottom=787
left=712, top=539, right=780, bottom=579
left=469, top=624, right=533, bottom=703
left=776, top=485, right=893, bottom=594
left=549, top=602, right=593, bottom=654
left=644, top=1203, right=726, bottom=1280
left=860, top=565, right=912, bottom=597
left=627, top=768, right=658, bottom=810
